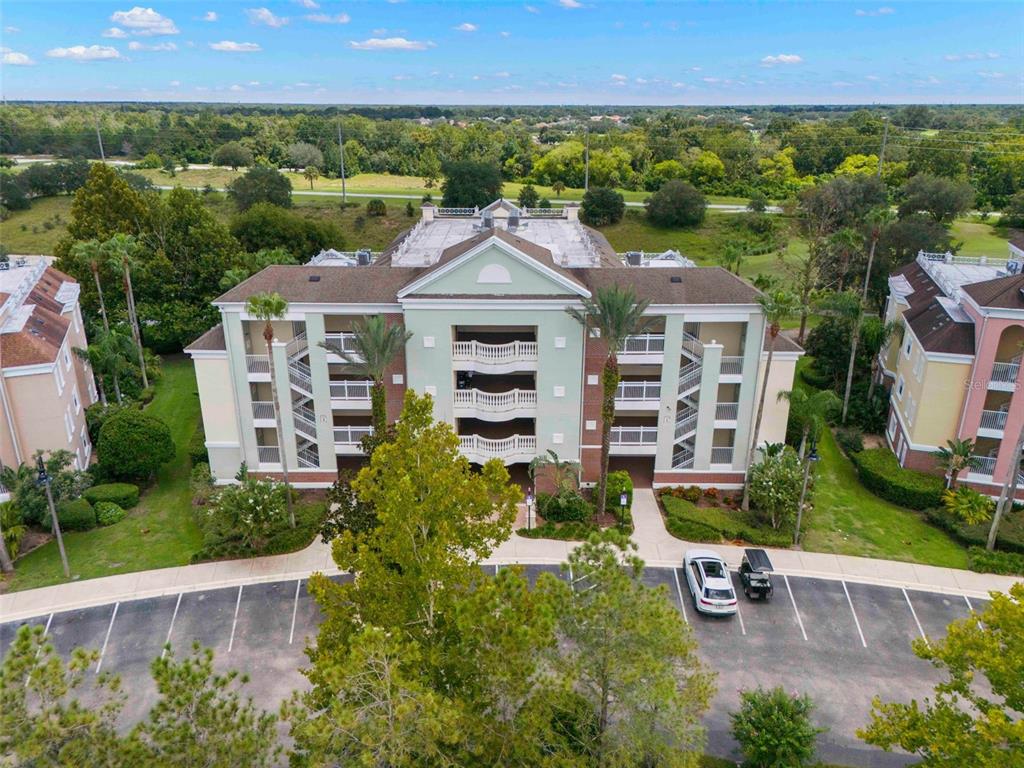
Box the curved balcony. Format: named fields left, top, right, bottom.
left=989, top=361, right=1020, bottom=390
left=453, top=388, right=537, bottom=421
left=458, top=434, right=537, bottom=465
left=452, top=340, right=538, bottom=373
left=979, top=409, right=1008, bottom=437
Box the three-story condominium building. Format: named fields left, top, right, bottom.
left=879, top=237, right=1024, bottom=497
left=186, top=201, right=801, bottom=488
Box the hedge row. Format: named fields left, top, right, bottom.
left=925, top=506, right=1024, bottom=555
left=661, top=497, right=792, bottom=548
left=517, top=521, right=598, bottom=541
left=84, top=483, right=140, bottom=509
left=967, top=547, right=1024, bottom=576
left=190, top=502, right=324, bottom=563
left=47, top=498, right=97, bottom=532
left=95, top=501, right=127, bottom=526
left=850, top=448, right=945, bottom=510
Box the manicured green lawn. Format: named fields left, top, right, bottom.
left=0, top=195, right=74, bottom=254
left=5, top=357, right=205, bottom=592
left=951, top=217, right=1009, bottom=258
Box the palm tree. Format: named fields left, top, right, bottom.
left=942, top=487, right=993, bottom=526
left=303, top=165, right=320, bottom=190
left=814, top=290, right=863, bottom=423
left=70, top=239, right=110, bottom=333
left=826, top=227, right=862, bottom=292
left=933, top=438, right=980, bottom=489
left=742, top=289, right=798, bottom=511
left=568, top=285, right=651, bottom=517
left=75, top=327, right=136, bottom=405
left=528, top=450, right=581, bottom=497
left=864, top=318, right=902, bottom=403
left=103, top=234, right=148, bottom=389
left=989, top=420, right=1024, bottom=551
left=246, top=291, right=295, bottom=528
left=322, top=315, right=411, bottom=434
left=778, top=388, right=841, bottom=459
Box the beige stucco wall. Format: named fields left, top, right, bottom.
left=699, top=322, right=744, bottom=356
left=4, top=357, right=90, bottom=468
left=892, top=331, right=969, bottom=448
left=755, top=355, right=798, bottom=449
left=194, top=357, right=240, bottom=444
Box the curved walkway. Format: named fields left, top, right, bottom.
left=1, top=490, right=1017, bottom=624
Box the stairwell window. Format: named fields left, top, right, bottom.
left=895, top=375, right=905, bottom=400
left=903, top=336, right=913, bottom=358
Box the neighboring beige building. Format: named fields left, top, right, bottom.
left=0, top=258, right=96, bottom=497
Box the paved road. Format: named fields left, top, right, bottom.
left=2, top=566, right=985, bottom=766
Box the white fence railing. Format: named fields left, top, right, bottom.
left=453, top=388, right=537, bottom=413
left=252, top=401, right=275, bottom=420
left=991, top=361, right=1021, bottom=385
left=681, top=331, right=704, bottom=360
left=619, top=333, right=666, bottom=354
left=610, top=426, right=658, bottom=445
left=673, top=446, right=695, bottom=469
left=675, top=411, right=698, bottom=439
left=324, top=332, right=360, bottom=355
left=452, top=340, right=538, bottom=365
left=615, top=381, right=661, bottom=401
left=257, top=445, right=280, bottom=464
left=710, top=446, right=734, bottom=465
left=972, top=455, right=997, bottom=476
left=459, top=434, right=537, bottom=461
left=330, top=380, right=373, bottom=400
left=286, top=330, right=307, bottom=359
left=716, top=402, right=740, bottom=420
left=334, top=425, right=373, bottom=445
left=980, top=410, right=1009, bottom=430
left=720, top=356, right=743, bottom=376
left=437, top=207, right=478, bottom=217
left=678, top=361, right=702, bottom=395
left=246, top=355, right=270, bottom=374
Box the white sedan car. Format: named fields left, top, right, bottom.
left=683, top=549, right=738, bottom=616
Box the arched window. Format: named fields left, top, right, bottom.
left=477, top=263, right=512, bottom=284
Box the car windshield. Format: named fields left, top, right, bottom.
left=705, top=588, right=733, bottom=600
left=702, top=560, right=726, bottom=579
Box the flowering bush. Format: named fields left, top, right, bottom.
left=749, top=448, right=805, bottom=530
left=207, top=478, right=288, bottom=552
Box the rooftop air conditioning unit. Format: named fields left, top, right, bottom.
left=625, top=251, right=642, bottom=266
left=356, top=249, right=372, bottom=266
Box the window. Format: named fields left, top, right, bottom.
left=64, top=409, right=74, bottom=442
left=905, top=394, right=916, bottom=425
left=63, top=344, right=72, bottom=371
left=54, top=364, right=65, bottom=395
left=71, top=387, right=80, bottom=414
left=913, top=352, right=924, bottom=381
left=903, top=336, right=913, bottom=358
left=895, top=375, right=905, bottom=400
left=887, top=411, right=897, bottom=440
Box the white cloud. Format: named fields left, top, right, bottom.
left=944, top=52, right=1000, bottom=62
left=230, top=84, right=244, bottom=91
left=202, top=11, right=217, bottom=21
left=348, top=37, right=434, bottom=51
left=1, top=50, right=34, bottom=65
left=47, top=44, right=122, bottom=61
left=855, top=7, right=895, bottom=15
left=454, top=22, right=477, bottom=32
left=494, top=70, right=510, bottom=77
left=128, top=40, right=177, bottom=51
left=635, top=77, right=647, bottom=84
left=169, top=79, right=180, bottom=86
left=610, top=73, right=627, bottom=81
left=500, top=30, right=510, bottom=38
left=832, top=80, right=854, bottom=87
left=246, top=8, right=289, bottom=27
left=392, top=74, right=413, bottom=81
left=294, top=0, right=319, bottom=7
left=760, top=53, right=802, bottom=66
left=209, top=40, right=262, bottom=52
left=559, top=0, right=583, bottom=7
left=4, top=26, right=20, bottom=33
left=103, top=27, right=128, bottom=38
left=525, top=5, right=539, bottom=13
left=110, top=7, right=179, bottom=36
left=305, top=13, right=350, bottom=23
left=702, top=76, right=720, bottom=83
left=978, top=70, right=1005, bottom=79
left=865, top=74, right=880, bottom=81
left=248, top=80, right=261, bottom=85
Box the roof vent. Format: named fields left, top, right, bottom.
left=670, top=276, right=682, bottom=284
left=309, top=275, right=321, bottom=283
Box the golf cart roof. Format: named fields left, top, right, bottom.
left=742, top=548, right=774, bottom=573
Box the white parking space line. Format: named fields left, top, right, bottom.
left=672, top=568, right=689, bottom=623
left=161, top=593, right=183, bottom=660
left=735, top=604, right=746, bottom=635
left=902, top=588, right=930, bottom=647
left=842, top=581, right=867, bottom=648
left=25, top=613, right=55, bottom=689
left=494, top=564, right=499, bottom=576
left=288, top=580, right=301, bottom=645
left=783, top=575, right=808, bottom=641
left=41, top=612, right=53, bottom=639
left=964, top=595, right=983, bottom=630
left=95, top=602, right=119, bottom=674
left=227, top=586, right=243, bottom=653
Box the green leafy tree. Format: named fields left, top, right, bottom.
left=75, top=326, right=137, bottom=405
left=440, top=159, right=503, bottom=208
left=518, top=183, right=539, bottom=208
left=70, top=239, right=111, bottom=332
left=205, top=478, right=288, bottom=551
left=320, top=470, right=378, bottom=540
left=779, top=387, right=840, bottom=459
left=97, top=408, right=175, bottom=481
left=568, top=285, right=651, bottom=516
left=286, top=141, right=324, bottom=172
left=230, top=203, right=343, bottom=259
left=227, top=165, right=293, bottom=211
left=0, top=500, right=23, bottom=571
left=749, top=447, right=804, bottom=530
left=742, top=290, right=798, bottom=511
left=302, top=165, right=319, bottom=190
left=0, top=451, right=91, bottom=527
left=245, top=291, right=294, bottom=527
left=552, top=180, right=566, bottom=197
left=212, top=141, right=254, bottom=170
left=59, top=162, right=147, bottom=248
left=898, top=173, right=976, bottom=224
left=730, top=686, right=826, bottom=768
left=366, top=198, right=387, bottom=216
left=580, top=186, right=625, bottom=226
left=934, top=438, right=981, bottom=489
left=322, top=315, right=411, bottom=433
left=102, top=233, right=148, bottom=389
left=859, top=582, right=1024, bottom=765
left=645, top=179, right=706, bottom=227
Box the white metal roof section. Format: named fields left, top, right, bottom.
left=937, top=296, right=972, bottom=323
left=916, top=252, right=1010, bottom=301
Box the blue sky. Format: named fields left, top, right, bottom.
left=1, top=1, right=1021, bottom=104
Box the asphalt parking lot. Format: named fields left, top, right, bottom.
left=1, top=566, right=989, bottom=767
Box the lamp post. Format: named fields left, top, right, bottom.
left=36, top=456, right=70, bottom=578
left=794, top=440, right=819, bottom=547
left=619, top=492, right=628, bottom=522
left=526, top=491, right=535, bottom=531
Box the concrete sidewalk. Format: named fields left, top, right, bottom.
left=2, top=490, right=1018, bottom=624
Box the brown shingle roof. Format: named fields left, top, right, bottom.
left=215, top=265, right=418, bottom=305
left=1, top=304, right=70, bottom=367
left=890, top=260, right=942, bottom=309
left=185, top=323, right=226, bottom=353
left=576, top=266, right=762, bottom=306
left=769, top=330, right=804, bottom=354
left=904, top=299, right=975, bottom=356
left=962, top=273, right=1024, bottom=311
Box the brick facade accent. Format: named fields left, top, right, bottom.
left=250, top=470, right=338, bottom=484
left=653, top=471, right=745, bottom=488
left=581, top=333, right=609, bottom=484
left=383, top=312, right=408, bottom=423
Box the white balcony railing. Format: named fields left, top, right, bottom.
left=619, top=333, right=665, bottom=354
left=330, top=380, right=373, bottom=400
left=678, top=361, right=702, bottom=394
left=324, top=332, right=360, bottom=356
left=288, top=358, right=313, bottom=393
left=673, top=445, right=695, bottom=469
left=716, top=402, right=740, bottom=420
left=246, top=355, right=270, bottom=374
left=710, top=446, right=735, bottom=465
left=980, top=410, right=1009, bottom=431
left=675, top=411, right=698, bottom=439
left=991, top=361, right=1021, bottom=385
left=615, top=381, right=661, bottom=401
left=720, top=356, right=743, bottom=376
left=458, top=434, right=537, bottom=462
left=257, top=445, right=280, bottom=464
left=451, top=340, right=538, bottom=367
left=973, top=455, right=997, bottom=476
left=681, top=330, right=704, bottom=360
left=286, top=330, right=308, bottom=359
left=453, top=388, right=537, bottom=414
left=252, top=401, right=275, bottom=420
left=610, top=426, right=658, bottom=445
left=334, top=425, right=373, bottom=445
left=297, top=445, right=319, bottom=469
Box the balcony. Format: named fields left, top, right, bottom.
left=452, top=340, right=538, bottom=373
left=288, top=358, right=313, bottom=395
left=673, top=444, right=695, bottom=470
left=720, top=356, right=743, bottom=378
left=252, top=401, right=275, bottom=425
left=710, top=446, right=735, bottom=465
left=330, top=380, right=373, bottom=407
left=678, top=361, right=702, bottom=397
left=610, top=425, right=658, bottom=455
left=257, top=445, right=280, bottom=466
left=246, top=355, right=270, bottom=380
left=453, top=388, right=537, bottom=421
left=618, top=333, right=665, bottom=363
left=324, top=332, right=361, bottom=359
left=614, top=380, right=661, bottom=410
left=458, top=434, right=537, bottom=465
left=979, top=409, right=1008, bottom=436
left=681, top=330, right=704, bottom=362
left=715, top=402, right=740, bottom=422
left=293, top=404, right=317, bottom=440
left=972, top=455, right=997, bottom=477
left=989, top=361, right=1020, bottom=390
left=335, top=425, right=373, bottom=454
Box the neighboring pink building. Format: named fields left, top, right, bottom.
left=879, top=236, right=1024, bottom=497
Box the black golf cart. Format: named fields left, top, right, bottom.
left=738, top=548, right=774, bottom=600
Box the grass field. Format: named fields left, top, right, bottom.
left=950, top=217, right=1009, bottom=258
left=0, top=195, right=74, bottom=254
left=5, top=357, right=205, bottom=593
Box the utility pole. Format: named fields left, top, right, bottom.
left=337, top=120, right=347, bottom=205
left=95, top=119, right=106, bottom=162
left=583, top=126, right=590, bottom=192
left=37, top=456, right=70, bottom=579
left=876, top=117, right=888, bottom=178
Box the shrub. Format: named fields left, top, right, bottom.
left=518, top=183, right=539, bottom=209
left=852, top=448, right=945, bottom=510
left=188, top=426, right=208, bottom=466
left=924, top=506, right=1024, bottom=555
left=83, top=483, right=140, bottom=509
left=227, top=165, right=292, bottom=211
left=665, top=515, right=721, bottom=543
left=191, top=500, right=324, bottom=562
left=580, top=187, right=625, bottom=226
left=799, top=363, right=831, bottom=390
left=835, top=426, right=864, bottom=455
left=321, top=470, right=378, bottom=540
left=661, top=496, right=793, bottom=547
left=47, top=498, right=96, bottom=532
left=95, top=501, right=127, bottom=526
left=85, top=401, right=140, bottom=443
left=366, top=198, right=387, bottom=216
left=137, top=386, right=156, bottom=405
left=730, top=686, right=824, bottom=768
left=605, top=470, right=633, bottom=514
left=517, top=520, right=597, bottom=540
left=749, top=449, right=804, bottom=530
left=231, top=202, right=344, bottom=260
left=404, top=201, right=415, bottom=217
left=190, top=463, right=215, bottom=506
left=1, top=501, right=26, bottom=559
left=98, top=409, right=175, bottom=481
left=967, top=547, right=1024, bottom=576
left=538, top=491, right=594, bottom=523
left=645, top=179, right=706, bottom=227
left=202, top=478, right=288, bottom=552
